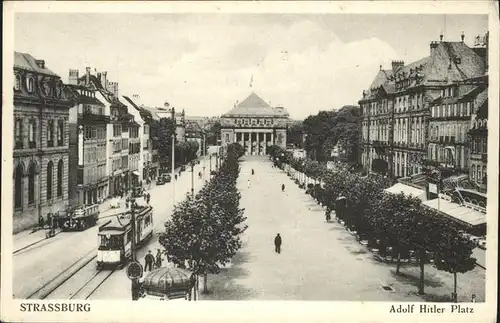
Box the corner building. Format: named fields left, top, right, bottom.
left=13, top=52, right=72, bottom=232
left=359, top=34, right=486, bottom=180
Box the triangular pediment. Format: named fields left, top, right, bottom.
left=223, top=92, right=288, bottom=117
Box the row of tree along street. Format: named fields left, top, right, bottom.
left=158, top=143, right=247, bottom=298
left=268, top=145, right=476, bottom=302
left=287, top=105, right=361, bottom=163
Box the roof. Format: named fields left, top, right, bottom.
left=475, top=88, right=488, bottom=118
left=423, top=198, right=486, bottom=227
left=65, top=84, right=105, bottom=106
left=384, top=183, right=427, bottom=201
left=361, top=41, right=486, bottom=101
left=14, top=52, right=59, bottom=76
left=222, top=92, right=289, bottom=117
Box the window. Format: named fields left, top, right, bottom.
left=28, top=162, right=35, bottom=204
left=28, top=119, right=36, bottom=148
left=477, top=167, right=482, bottom=184
left=27, top=77, right=34, bottom=93
left=14, top=163, right=24, bottom=209
left=47, top=161, right=53, bottom=200
left=460, top=102, right=464, bottom=116
left=47, top=120, right=54, bottom=147
left=15, top=118, right=23, bottom=149
left=466, top=102, right=470, bottom=116
left=453, top=104, right=458, bottom=116
left=15, top=74, right=21, bottom=91
left=57, top=120, right=64, bottom=146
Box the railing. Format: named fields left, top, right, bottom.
left=15, top=141, right=24, bottom=149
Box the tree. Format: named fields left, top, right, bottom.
left=287, top=122, right=304, bottom=148
left=151, top=118, right=175, bottom=170
left=371, top=158, right=389, bottom=175
left=159, top=146, right=246, bottom=295
left=227, top=142, right=245, bottom=159
left=206, top=121, right=222, bottom=145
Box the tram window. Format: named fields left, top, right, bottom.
left=145, top=214, right=151, bottom=226
left=127, top=231, right=132, bottom=243
left=99, top=235, right=123, bottom=249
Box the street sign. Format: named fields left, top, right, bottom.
left=127, top=261, right=143, bottom=280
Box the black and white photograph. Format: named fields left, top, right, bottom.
left=1, top=1, right=498, bottom=322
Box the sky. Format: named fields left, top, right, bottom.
left=14, top=13, right=487, bottom=119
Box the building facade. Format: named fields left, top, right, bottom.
left=185, top=120, right=204, bottom=156
left=66, top=84, right=109, bottom=205
left=359, top=34, right=487, bottom=182
left=13, top=52, right=72, bottom=232
left=220, top=92, right=289, bottom=155
left=155, top=105, right=186, bottom=143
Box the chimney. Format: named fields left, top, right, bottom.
left=100, top=72, right=107, bottom=90
left=85, top=67, right=91, bottom=86
left=391, top=60, right=404, bottom=74
left=35, top=60, right=45, bottom=69
left=461, top=31, right=465, bottom=43
left=430, top=41, right=439, bottom=56
left=68, top=69, right=79, bottom=85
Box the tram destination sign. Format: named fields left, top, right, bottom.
left=126, top=261, right=143, bottom=280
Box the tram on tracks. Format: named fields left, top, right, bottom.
left=58, top=204, right=100, bottom=231
left=96, top=204, right=153, bottom=270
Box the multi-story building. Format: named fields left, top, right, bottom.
left=360, top=33, right=486, bottom=181
left=68, top=67, right=132, bottom=197
left=13, top=52, right=72, bottom=232
left=185, top=120, right=205, bottom=156
left=66, top=83, right=109, bottom=205
left=126, top=111, right=142, bottom=187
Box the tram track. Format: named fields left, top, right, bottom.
left=69, top=268, right=117, bottom=300
left=26, top=249, right=97, bottom=299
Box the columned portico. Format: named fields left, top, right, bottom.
left=220, top=92, right=289, bottom=156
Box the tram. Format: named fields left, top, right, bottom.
left=58, top=204, right=100, bottom=231
left=96, top=205, right=153, bottom=269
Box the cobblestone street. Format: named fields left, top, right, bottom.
left=202, top=157, right=485, bottom=302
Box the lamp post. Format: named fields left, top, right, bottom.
left=171, top=107, right=176, bottom=208
left=130, top=196, right=138, bottom=300
left=202, top=133, right=206, bottom=180
left=190, top=161, right=195, bottom=197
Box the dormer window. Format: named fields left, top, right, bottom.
left=27, top=77, right=34, bottom=93
left=14, top=74, right=21, bottom=91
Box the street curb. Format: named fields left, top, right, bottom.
left=27, top=251, right=97, bottom=299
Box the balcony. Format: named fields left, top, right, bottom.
left=47, top=140, right=54, bottom=148
left=481, top=153, right=487, bottom=162
left=29, top=141, right=36, bottom=149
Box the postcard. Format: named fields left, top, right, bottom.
left=1, top=1, right=498, bottom=322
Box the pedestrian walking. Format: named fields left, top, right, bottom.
left=198, top=171, right=202, bottom=179
left=247, top=179, right=251, bottom=188
left=175, top=174, right=178, bottom=181
left=274, top=233, right=282, bottom=254
left=325, top=207, right=332, bottom=222
left=144, top=250, right=155, bottom=272
left=155, top=249, right=162, bottom=269
left=125, top=197, right=130, bottom=209
left=251, top=169, right=254, bottom=175
left=146, top=193, right=151, bottom=204
left=281, top=184, right=285, bottom=192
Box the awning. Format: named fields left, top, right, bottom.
left=132, top=171, right=140, bottom=177
left=423, top=199, right=486, bottom=227
left=385, top=183, right=427, bottom=201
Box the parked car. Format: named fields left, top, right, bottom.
left=157, top=174, right=171, bottom=185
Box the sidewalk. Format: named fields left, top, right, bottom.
left=473, top=248, right=486, bottom=269
left=12, top=197, right=123, bottom=253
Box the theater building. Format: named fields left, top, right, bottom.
left=220, top=92, right=289, bottom=155
left=13, top=52, right=72, bottom=232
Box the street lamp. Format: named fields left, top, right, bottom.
left=190, top=161, right=196, bottom=197
left=171, top=107, right=176, bottom=208
left=202, top=133, right=206, bottom=180
left=129, top=195, right=139, bottom=300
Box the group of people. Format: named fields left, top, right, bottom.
left=144, top=249, right=164, bottom=272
